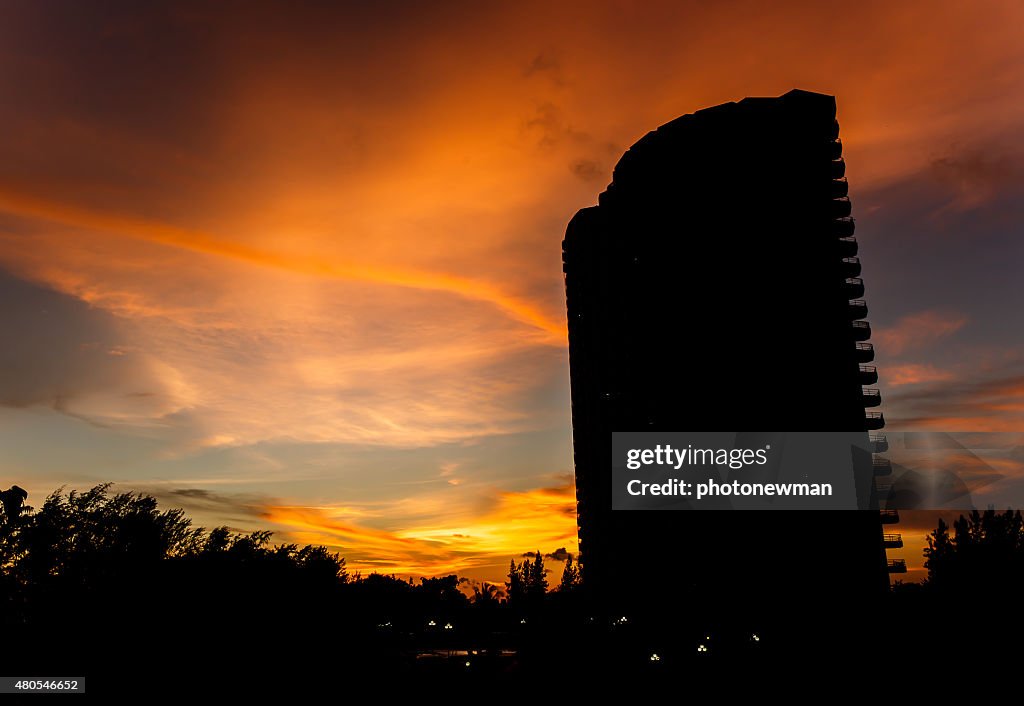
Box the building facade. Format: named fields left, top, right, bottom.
left=563, top=90, right=895, bottom=627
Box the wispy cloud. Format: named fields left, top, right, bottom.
left=930, top=149, right=1024, bottom=213
left=885, top=363, right=954, bottom=387
left=0, top=189, right=565, bottom=341
left=888, top=370, right=1024, bottom=431
left=875, top=311, right=967, bottom=356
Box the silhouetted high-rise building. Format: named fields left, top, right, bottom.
left=563, top=90, right=894, bottom=629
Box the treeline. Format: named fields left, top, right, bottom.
left=0, top=484, right=581, bottom=630
left=3, top=483, right=1024, bottom=688
left=914, top=507, right=1024, bottom=594
left=0, top=484, right=593, bottom=689
left=1, top=484, right=346, bottom=623
left=4, top=484, right=1023, bottom=623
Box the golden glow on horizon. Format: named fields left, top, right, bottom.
left=259, top=483, right=579, bottom=578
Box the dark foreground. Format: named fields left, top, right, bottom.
left=6, top=587, right=1021, bottom=697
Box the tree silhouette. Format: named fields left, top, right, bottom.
left=528, top=549, right=548, bottom=599
left=506, top=551, right=550, bottom=607
left=15, top=484, right=199, bottom=589
left=559, top=554, right=581, bottom=592
left=1, top=484, right=351, bottom=626
left=924, top=508, right=1024, bottom=594
left=472, top=581, right=501, bottom=604
left=507, top=558, right=526, bottom=604
left=0, top=485, right=28, bottom=526
left=417, top=574, right=468, bottom=614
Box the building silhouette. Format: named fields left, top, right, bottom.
left=563, top=90, right=896, bottom=629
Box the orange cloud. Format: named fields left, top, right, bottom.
left=875, top=311, right=967, bottom=356
left=896, top=416, right=1024, bottom=433
left=885, top=364, right=954, bottom=387
left=888, top=371, right=1024, bottom=433
left=0, top=210, right=568, bottom=446
left=0, top=188, right=565, bottom=342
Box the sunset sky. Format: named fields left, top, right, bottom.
left=1, top=0, right=1023, bottom=584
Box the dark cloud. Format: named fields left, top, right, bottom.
left=0, top=269, right=157, bottom=410
left=523, top=101, right=620, bottom=176
left=521, top=547, right=573, bottom=562
left=523, top=51, right=566, bottom=85
left=161, top=487, right=262, bottom=515
left=139, top=486, right=272, bottom=529
left=524, top=101, right=618, bottom=159
left=569, top=159, right=605, bottom=182
left=525, top=103, right=570, bottom=149
left=169, top=488, right=230, bottom=501
left=544, top=547, right=572, bottom=562
left=930, top=149, right=1024, bottom=211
